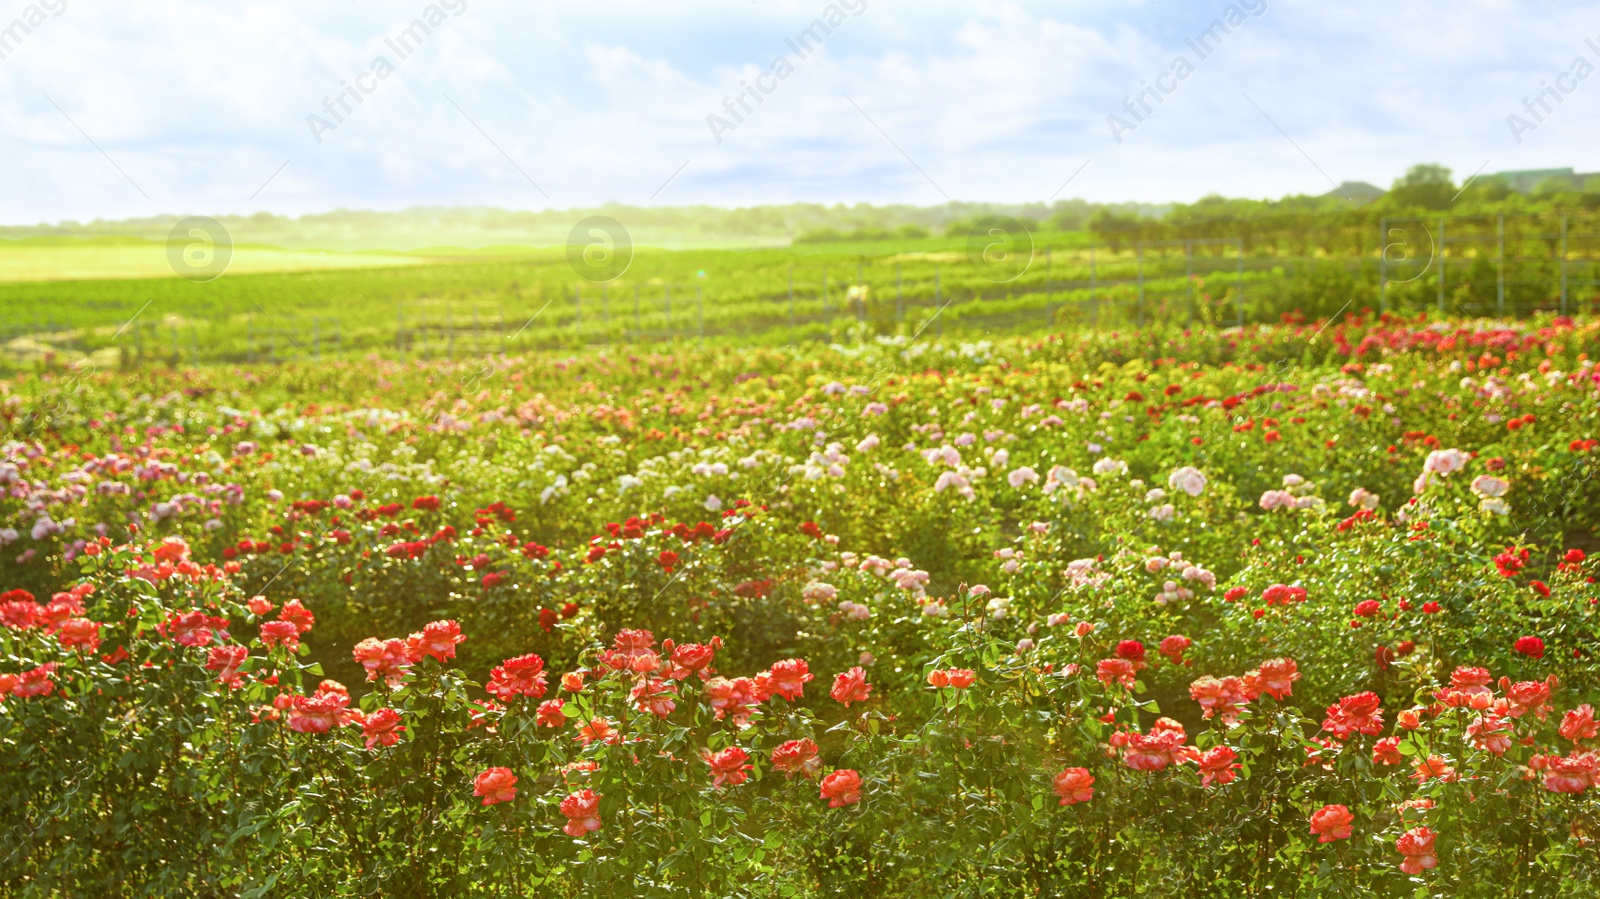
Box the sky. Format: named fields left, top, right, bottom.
left=0, top=0, right=1596, bottom=225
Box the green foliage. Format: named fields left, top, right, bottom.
left=3, top=315, right=1600, bottom=895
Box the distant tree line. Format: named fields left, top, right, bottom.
left=1088, top=164, right=1600, bottom=252
left=9, top=164, right=1600, bottom=252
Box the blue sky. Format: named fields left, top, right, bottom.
left=0, top=0, right=1595, bottom=224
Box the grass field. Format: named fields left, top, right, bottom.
left=2, top=225, right=1595, bottom=370
left=0, top=237, right=426, bottom=283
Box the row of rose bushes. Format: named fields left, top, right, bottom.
left=3, top=315, right=1595, bottom=571
left=2, top=533, right=1598, bottom=896
left=2, top=316, right=1596, bottom=685
left=1, top=314, right=1598, bottom=894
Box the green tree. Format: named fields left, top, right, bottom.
left=1387, top=163, right=1457, bottom=210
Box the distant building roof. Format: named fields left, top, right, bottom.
left=1491, top=168, right=1578, bottom=193
left=1323, top=181, right=1385, bottom=204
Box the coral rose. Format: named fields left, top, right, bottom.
left=770, top=739, right=822, bottom=779
left=1053, top=767, right=1095, bottom=805
left=703, top=746, right=753, bottom=788
left=473, top=767, right=517, bottom=806
left=1395, top=826, right=1437, bottom=874
left=560, top=789, right=602, bottom=837
left=1309, top=804, right=1353, bottom=843
left=820, top=769, right=863, bottom=808
left=406, top=619, right=465, bottom=663
left=830, top=667, right=872, bottom=707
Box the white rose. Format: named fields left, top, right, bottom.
left=1168, top=466, right=1207, bottom=497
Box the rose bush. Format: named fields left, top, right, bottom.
left=3, top=312, right=1600, bottom=895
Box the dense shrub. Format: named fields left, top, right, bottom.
left=3, top=314, right=1600, bottom=895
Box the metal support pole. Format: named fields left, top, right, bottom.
left=857, top=257, right=870, bottom=323
left=1379, top=217, right=1388, bottom=314
left=1185, top=240, right=1194, bottom=328
left=895, top=263, right=903, bottom=324
left=857, top=258, right=865, bottom=324
left=1045, top=248, right=1053, bottom=327
left=1437, top=218, right=1446, bottom=313
left=1560, top=215, right=1569, bottom=315
left=1496, top=212, right=1506, bottom=316
left=1089, top=244, right=1098, bottom=327
left=1136, top=244, right=1145, bottom=328
left=1235, top=237, right=1244, bottom=327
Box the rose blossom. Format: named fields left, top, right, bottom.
left=1395, top=826, right=1437, bottom=874
left=819, top=769, right=863, bottom=808
left=1053, top=767, right=1094, bottom=805
left=770, top=739, right=822, bottom=779
left=1168, top=466, right=1207, bottom=497
left=830, top=667, right=872, bottom=707
left=1309, top=805, right=1353, bottom=843
left=560, top=789, right=602, bottom=837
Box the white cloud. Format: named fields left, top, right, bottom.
left=0, top=0, right=1595, bottom=224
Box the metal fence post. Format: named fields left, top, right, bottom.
left=1560, top=215, right=1569, bottom=315
left=1044, top=248, right=1053, bottom=327
left=895, top=263, right=903, bottom=324
left=1437, top=217, right=1446, bottom=313
left=857, top=258, right=865, bottom=325
left=1496, top=212, right=1506, bottom=316
left=1136, top=243, right=1145, bottom=328
left=1235, top=237, right=1244, bottom=327
left=1378, top=217, right=1388, bottom=314
left=1185, top=240, right=1194, bottom=328
left=1089, top=244, right=1098, bottom=327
